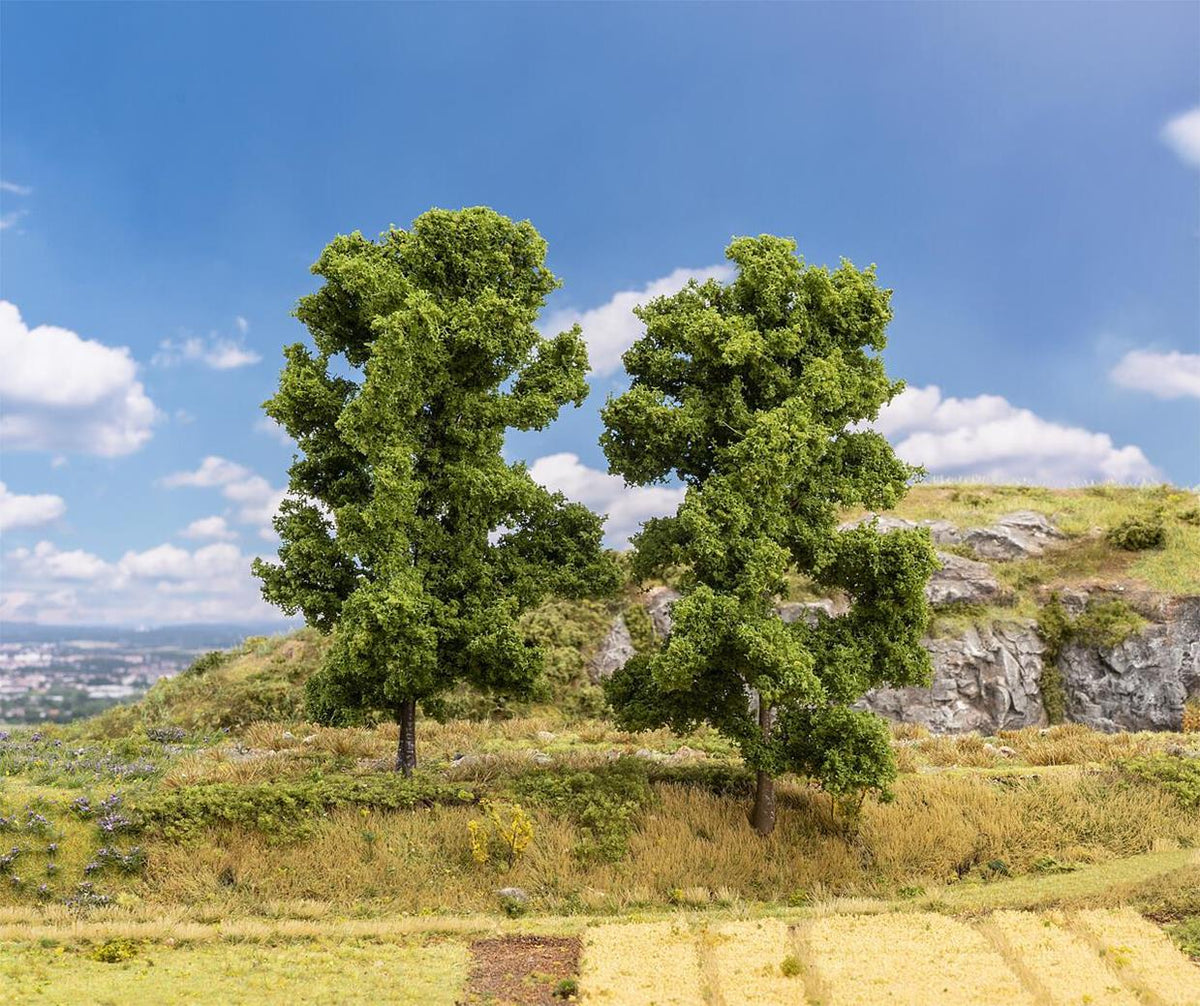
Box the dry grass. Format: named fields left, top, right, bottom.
left=1071, top=908, right=1200, bottom=1005
left=980, top=910, right=1140, bottom=1006
left=580, top=920, right=703, bottom=1005
left=807, top=912, right=1038, bottom=1005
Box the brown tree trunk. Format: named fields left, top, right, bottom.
left=749, top=698, right=776, bottom=836
left=395, top=699, right=417, bottom=776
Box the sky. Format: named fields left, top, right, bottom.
left=1, top=2, right=1198, bottom=626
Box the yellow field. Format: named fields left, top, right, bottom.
left=0, top=906, right=1196, bottom=1004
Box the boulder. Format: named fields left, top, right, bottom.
left=589, top=615, right=634, bottom=682
left=1059, top=597, right=1200, bottom=732
left=959, top=511, right=1065, bottom=561
left=777, top=599, right=843, bottom=625
left=857, top=621, right=1047, bottom=733
left=926, top=552, right=1001, bottom=607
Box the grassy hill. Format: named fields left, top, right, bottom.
left=1, top=484, right=1198, bottom=1002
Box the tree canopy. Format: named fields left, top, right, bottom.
left=601, top=234, right=937, bottom=834
left=253, top=207, right=619, bottom=772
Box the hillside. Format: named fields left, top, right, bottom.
left=1, top=484, right=1198, bottom=1002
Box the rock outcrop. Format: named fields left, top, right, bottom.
left=841, top=510, right=1065, bottom=561
left=1059, top=597, right=1200, bottom=732
left=927, top=552, right=1001, bottom=607
left=857, top=621, right=1047, bottom=733
left=589, top=615, right=634, bottom=683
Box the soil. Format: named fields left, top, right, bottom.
left=459, top=934, right=582, bottom=1005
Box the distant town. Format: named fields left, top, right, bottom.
left=0, top=622, right=291, bottom=724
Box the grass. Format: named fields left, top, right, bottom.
left=0, top=937, right=470, bottom=1006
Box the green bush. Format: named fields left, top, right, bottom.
left=1121, top=755, right=1200, bottom=810
left=135, top=774, right=476, bottom=840
left=1106, top=511, right=1166, bottom=551
left=513, top=760, right=650, bottom=863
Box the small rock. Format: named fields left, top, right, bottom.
left=281, top=731, right=295, bottom=742
left=926, top=552, right=1001, bottom=607
left=998, top=746, right=1016, bottom=758
left=634, top=747, right=666, bottom=762
left=528, top=751, right=553, bottom=766
left=535, top=731, right=556, bottom=743
left=666, top=745, right=706, bottom=764
left=302, top=734, right=318, bottom=745
left=496, top=886, right=528, bottom=904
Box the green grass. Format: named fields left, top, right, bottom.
left=0, top=937, right=470, bottom=1005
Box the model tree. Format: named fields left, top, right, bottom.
left=601, top=235, right=937, bottom=835
left=254, top=207, right=619, bottom=773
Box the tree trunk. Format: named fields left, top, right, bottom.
left=749, top=697, right=776, bottom=836
left=395, top=699, right=417, bottom=776
left=750, top=770, right=776, bottom=837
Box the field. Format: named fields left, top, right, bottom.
left=1, top=485, right=1198, bottom=1001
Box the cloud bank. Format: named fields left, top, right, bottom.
left=0, top=301, right=158, bottom=456
left=1110, top=349, right=1200, bottom=400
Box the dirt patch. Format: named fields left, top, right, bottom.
left=460, top=935, right=581, bottom=1005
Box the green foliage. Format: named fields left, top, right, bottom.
left=253, top=208, right=620, bottom=760
left=1121, top=755, right=1200, bottom=810
left=1106, top=510, right=1166, bottom=551
left=779, top=954, right=802, bottom=978
left=513, top=760, right=651, bottom=863
left=1036, top=596, right=1145, bottom=724
left=180, top=651, right=230, bottom=678
left=600, top=234, right=936, bottom=825
left=135, top=775, right=476, bottom=840
left=90, top=938, right=141, bottom=963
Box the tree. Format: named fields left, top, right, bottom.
left=601, top=235, right=937, bottom=836
left=253, top=207, right=620, bottom=774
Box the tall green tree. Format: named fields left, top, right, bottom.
left=601, top=235, right=937, bottom=835
left=253, top=207, right=619, bottom=773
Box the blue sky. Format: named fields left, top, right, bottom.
left=1, top=2, right=1197, bottom=625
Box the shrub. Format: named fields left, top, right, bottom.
left=468, top=802, right=534, bottom=870
left=1122, top=755, right=1200, bottom=810
left=1183, top=701, right=1200, bottom=735
left=513, top=760, right=651, bottom=863
left=90, top=938, right=140, bottom=963
left=181, top=651, right=230, bottom=678
left=779, top=954, right=803, bottom=978
left=1106, top=511, right=1166, bottom=551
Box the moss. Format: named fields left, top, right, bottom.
left=1035, top=595, right=1146, bottom=724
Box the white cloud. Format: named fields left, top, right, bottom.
left=0, top=211, right=27, bottom=231
left=528, top=452, right=685, bottom=547
left=3, top=538, right=279, bottom=624
left=181, top=515, right=238, bottom=541
left=543, top=264, right=735, bottom=377
left=0, top=301, right=158, bottom=456
left=154, top=326, right=261, bottom=370
left=1161, top=107, right=1200, bottom=168
left=0, top=483, right=66, bottom=532
left=0, top=180, right=32, bottom=196
left=873, top=385, right=1158, bottom=484
left=1110, top=349, right=1200, bottom=400
left=162, top=456, right=286, bottom=539
left=255, top=416, right=295, bottom=446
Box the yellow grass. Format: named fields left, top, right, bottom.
left=805, top=913, right=1037, bottom=1005
left=981, top=910, right=1140, bottom=1006
left=580, top=920, right=704, bottom=1005
left=705, top=920, right=807, bottom=1005
left=1071, top=908, right=1200, bottom=1006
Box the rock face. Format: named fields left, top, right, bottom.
left=643, top=586, right=681, bottom=638
left=858, top=621, right=1047, bottom=733
left=841, top=510, right=1065, bottom=561
left=1059, top=597, right=1200, bottom=732
left=589, top=615, right=634, bottom=683
left=927, top=552, right=1001, bottom=607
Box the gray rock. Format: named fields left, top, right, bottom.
left=633, top=747, right=666, bottom=762
left=1059, top=597, right=1200, bottom=732
left=665, top=744, right=707, bottom=764
left=644, top=586, right=682, bottom=638
left=496, top=887, right=528, bottom=904
left=926, top=552, right=1001, bottom=607
left=527, top=750, right=553, bottom=766
left=959, top=511, right=1065, bottom=561
left=589, top=615, right=634, bottom=682
left=535, top=730, right=557, bottom=743
left=858, top=621, right=1047, bottom=733
left=777, top=599, right=842, bottom=625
